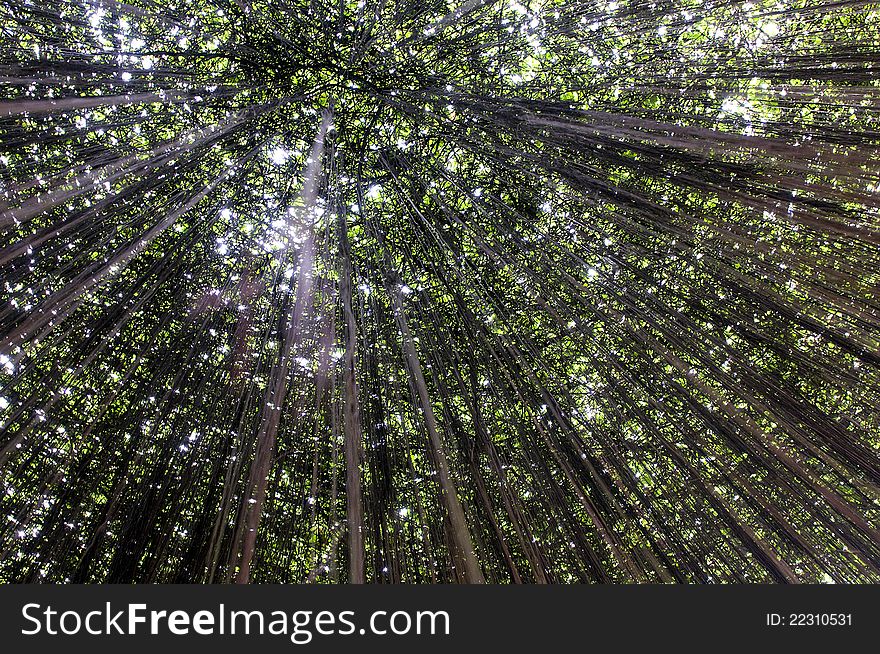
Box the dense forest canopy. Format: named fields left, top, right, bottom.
left=0, top=0, right=878, bottom=583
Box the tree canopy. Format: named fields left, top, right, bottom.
left=0, top=0, right=879, bottom=583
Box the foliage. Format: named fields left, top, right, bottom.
left=0, top=0, right=879, bottom=583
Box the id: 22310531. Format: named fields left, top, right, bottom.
left=766, top=613, right=853, bottom=627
